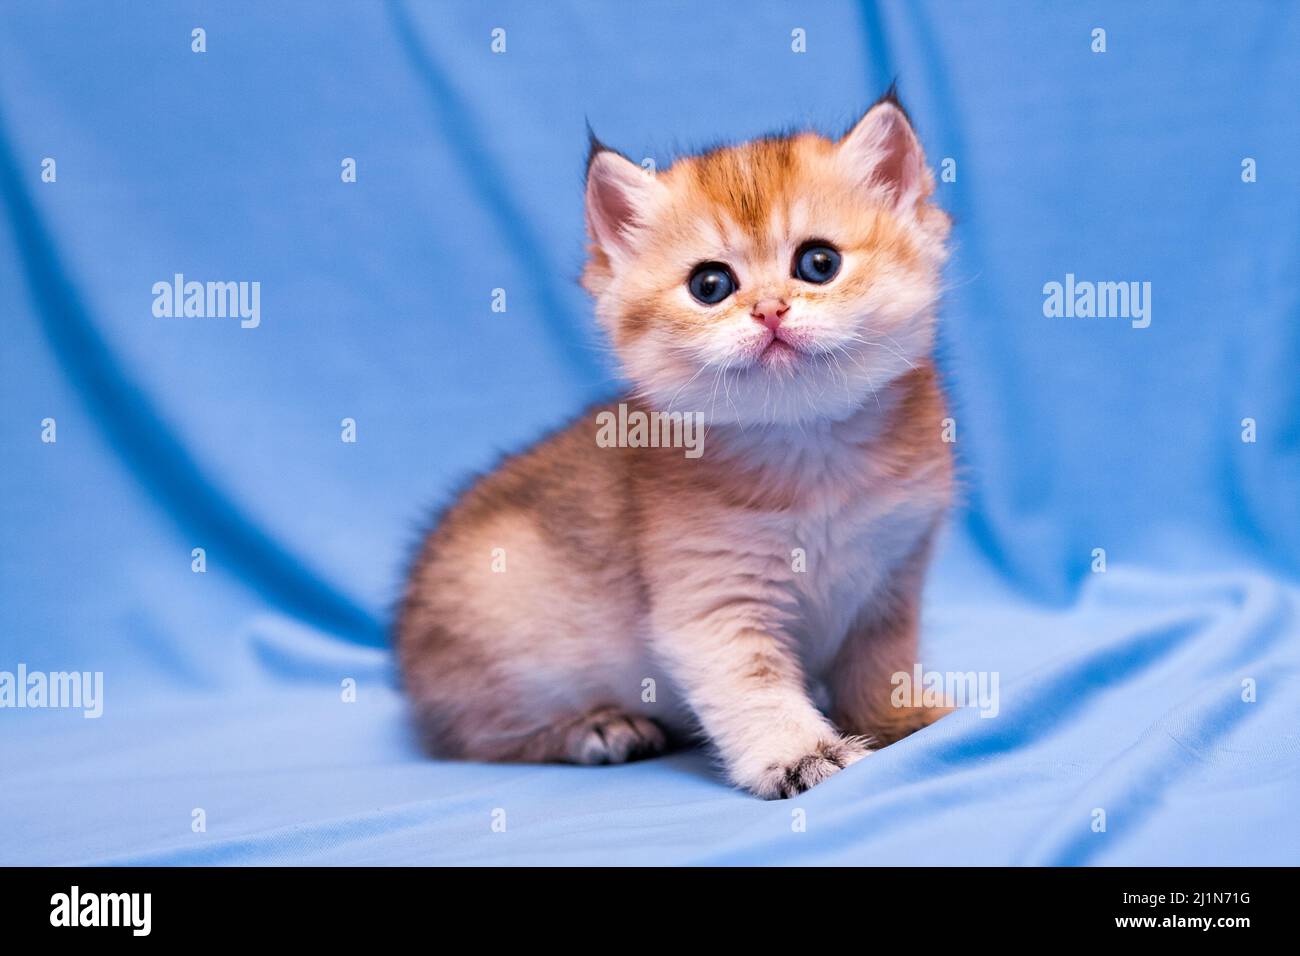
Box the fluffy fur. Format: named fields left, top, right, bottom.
left=398, top=92, right=954, bottom=799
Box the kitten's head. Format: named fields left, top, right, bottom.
left=582, top=92, right=950, bottom=427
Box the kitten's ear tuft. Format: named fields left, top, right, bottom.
left=873, top=79, right=909, bottom=119
left=584, top=137, right=663, bottom=262
left=838, top=90, right=929, bottom=212
left=584, top=120, right=607, bottom=173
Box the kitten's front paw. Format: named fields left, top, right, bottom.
left=750, top=736, right=872, bottom=800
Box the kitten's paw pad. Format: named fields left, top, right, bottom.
left=568, top=709, right=668, bottom=765
left=754, top=737, right=871, bottom=800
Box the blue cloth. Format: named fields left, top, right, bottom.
left=1, top=1, right=1297, bottom=865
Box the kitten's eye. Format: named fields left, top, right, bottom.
left=687, top=263, right=737, bottom=305
left=794, top=244, right=842, bottom=284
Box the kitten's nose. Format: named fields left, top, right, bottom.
left=751, top=298, right=789, bottom=330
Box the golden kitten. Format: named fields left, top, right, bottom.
left=398, top=90, right=953, bottom=798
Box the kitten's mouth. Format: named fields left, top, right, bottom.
left=758, top=335, right=801, bottom=365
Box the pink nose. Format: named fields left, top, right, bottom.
left=751, top=298, right=789, bottom=330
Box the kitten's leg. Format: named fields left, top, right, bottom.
left=654, top=616, right=870, bottom=799
left=830, top=527, right=952, bottom=744
left=828, top=580, right=951, bottom=746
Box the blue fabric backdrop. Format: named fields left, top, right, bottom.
left=1, top=1, right=1297, bottom=865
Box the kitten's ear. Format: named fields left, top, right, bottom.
left=585, top=137, right=664, bottom=262
left=838, top=92, right=929, bottom=213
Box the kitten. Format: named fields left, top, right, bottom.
left=397, top=89, right=954, bottom=799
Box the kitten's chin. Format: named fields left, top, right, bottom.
left=639, top=364, right=889, bottom=429
left=628, top=328, right=925, bottom=428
